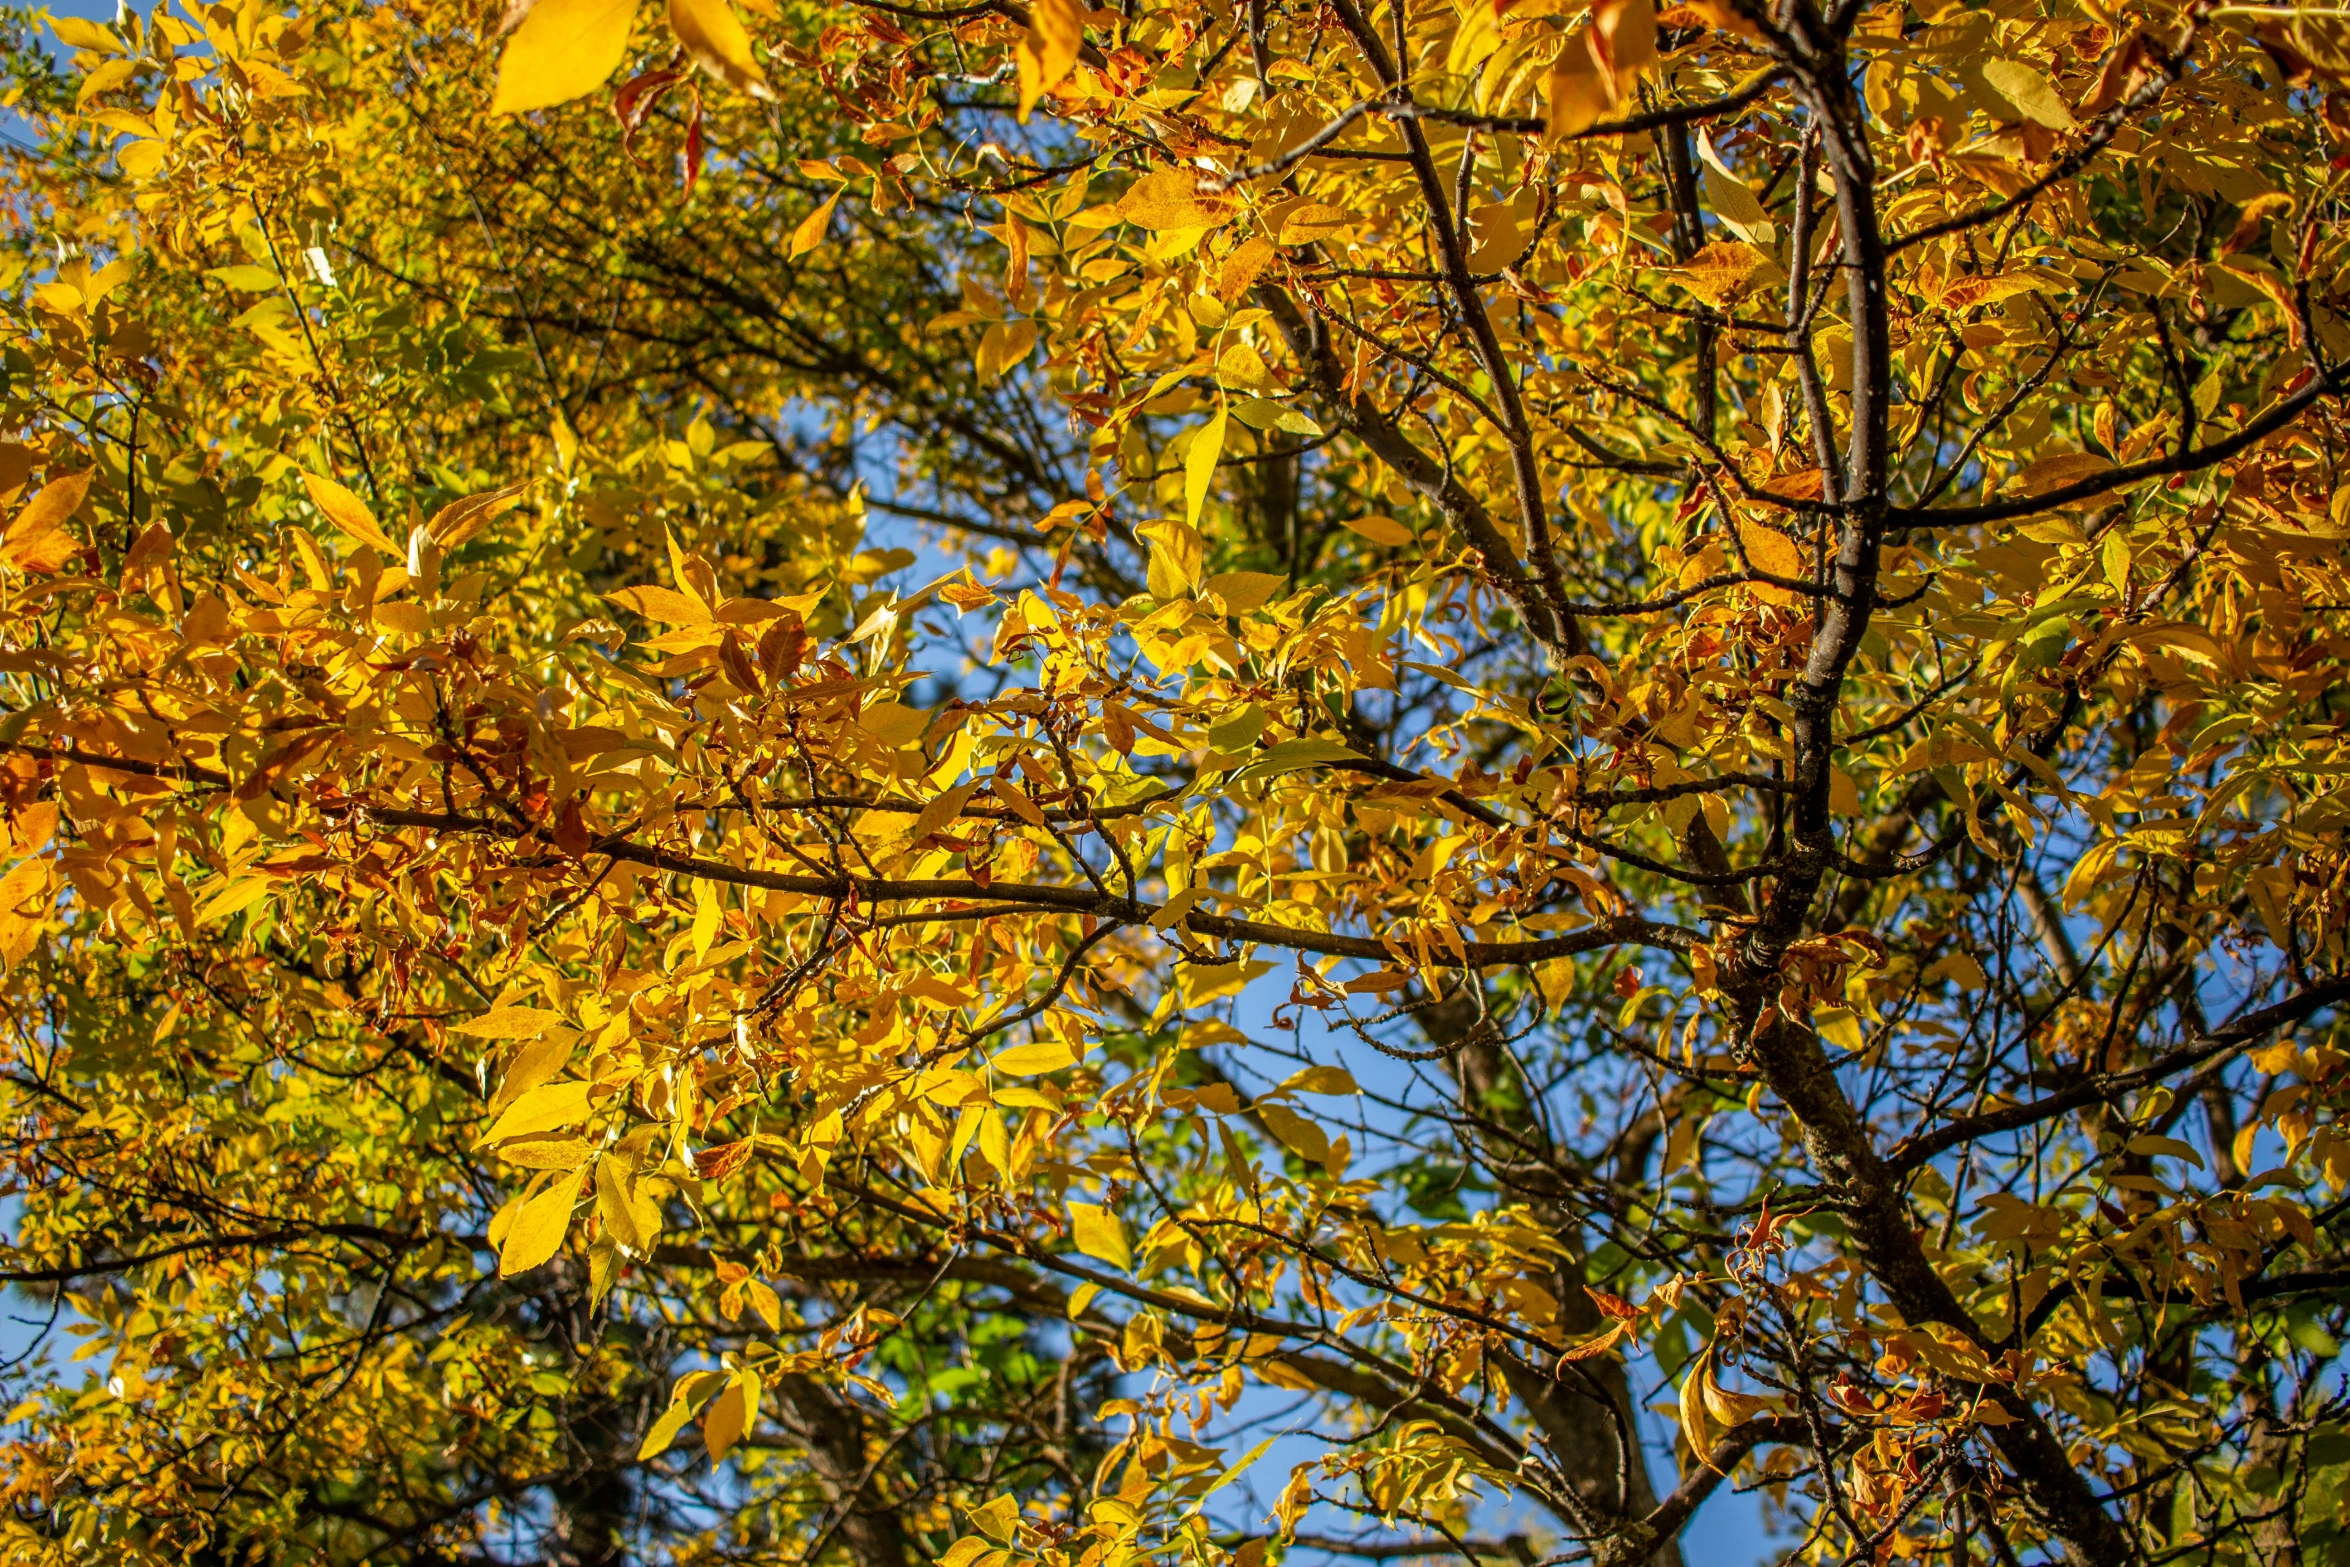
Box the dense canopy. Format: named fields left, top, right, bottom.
left=1, top=0, right=2349, bottom=1564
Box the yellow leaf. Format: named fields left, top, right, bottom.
left=596, top=1157, right=648, bottom=1250
left=1184, top=1082, right=1241, bottom=1115
left=1591, top=0, right=1656, bottom=81
left=480, top=1080, right=595, bottom=1145
left=4, top=470, right=92, bottom=574
left=75, top=56, right=135, bottom=107
left=1936, top=271, right=2055, bottom=313
left=491, top=0, right=637, bottom=115
left=2, top=523, right=75, bottom=574
left=1829, top=768, right=1861, bottom=816
left=1116, top=168, right=1238, bottom=232
left=1137, top=517, right=1204, bottom=600
left=1185, top=403, right=1227, bottom=528
left=2233, top=1120, right=2262, bottom=1177
left=49, top=17, right=122, bottom=53
left=2010, top=450, right=2114, bottom=500
left=1979, top=59, right=2076, bottom=131
left=637, top=1394, right=699, bottom=1460
left=1205, top=570, right=1284, bottom=613
left=1925, top=952, right=1987, bottom=991
left=1699, top=1355, right=1774, bottom=1425
left=1447, top=1, right=1502, bottom=74
left=1697, top=139, right=1767, bottom=239
left=605, top=584, right=716, bottom=625
left=1676, top=241, right=1764, bottom=306
left=639, top=1370, right=730, bottom=1460
left=1813, top=1006, right=1864, bottom=1053
left=451, top=1005, right=567, bottom=1040
left=791, top=192, right=839, bottom=258
left=1218, top=237, right=1277, bottom=302
left=1677, top=1350, right=1720, bottom=1468
left=1340, top=514, right=1413, bottom=549
left=194, top=876, right=274, bottom=927
left=1182, top=958, right=1273, bottom=1004
left=1015, top=0, right=1084, bottom=121
left=1068, top=1201, right=1131, bottom=1270
left=2101, top=532, right=2133, bottom=594
left=0, top=909, right=40, bottom=970
left=0, top=858, right=53, bottom=913
left=691, top=877, right=722, bottom=958
left=668, top=0, right=769, bottom=97
left=1279, top=1064, right=1359, bottom=1096
left=2130, top=623, right=2225, bottom=670
left=1464, top=199, right=1525, bottom=273
left=1216, top=343, right=1272, bottom=392
left=499, top=1136, right=595, bottom=1170
left=2223, top=192, right=2294, bottom=255
left=1742, top=522, right=1807, bottom=606
left=911, top=779, right=981, bottom=845
left=1545, top=32, right=1608, bottom=141
left=968, top=1495, right=1021, bottom=1545
left=498, top=1173, right=578, bottom=1275
left=9, top=470, right=90, bottom=537
left=7, top=803, right=57, bottom=858
left=1272, top=201, right=1352, bottom=246
left=976, top=319, right=1038, bottom=383
left=860, top=700, right=929, bottom=748
left=206, top=265, right=280, bottom=293
left=302, top=472, right=402, bottom=555
left=906, top=972, right=975, bottom=1010
left=1257, top=1104, right=1330, bottom=1165
left=990, top=1038, right=1078, bottom=1075
left=426, top=481, right=530, bottom=550
left=1675, top=0, right=1762, bottom=37
left=990, top=775, right=1048, bottom=827
left=702, top=1370, right=759, bottom=1464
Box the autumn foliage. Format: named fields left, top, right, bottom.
left=1, top=0, right=2349, bottom=1563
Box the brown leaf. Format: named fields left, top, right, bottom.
left=718, top=631, right=762, bottom=693
left=1763, top=468, right=1826, bottom=502
left=2081, top=31, right=2149, bottom=114
left=756, top=612, right=806, bottom=679
left=1586, top=1285, right=1641, bottom=1321
left=694, top=1138, right=756, bottom=1180
left=1558, top=1320, right=1629, bottom=1361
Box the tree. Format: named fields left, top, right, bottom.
left=2, top=0, right=2350, bottom=1564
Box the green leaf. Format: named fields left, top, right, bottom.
left=1201, top=1434, right=1279, bottom=1498
left=1230, top=737, right=1368, bottom=784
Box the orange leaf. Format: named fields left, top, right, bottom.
left=4, top=470, right=91, bottom=574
